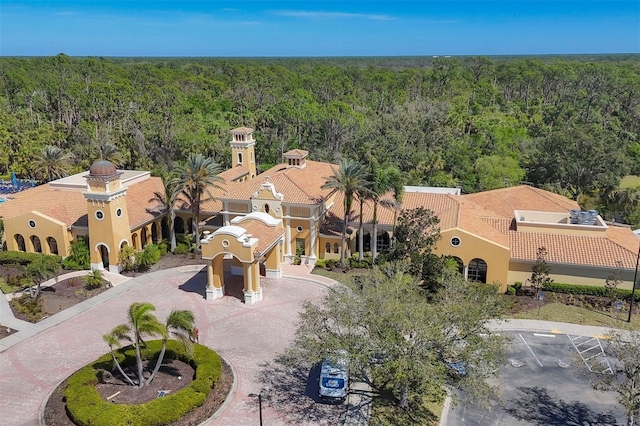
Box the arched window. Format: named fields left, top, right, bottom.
left=47, top=237, right=58, bottom=255
left=325, top=242, right=331, bottom=253
left=15, top=234, right=26, bottom=251
left=31, top=236, right=42, bottom=253
left=174, top=217, right=185, bottom=234
left=132, top=233, right=139, bottom=249
left=334, top=243, right=340, bottom=254
left=141, top=227, right=148, bottom=248
left=238, top=152, right=243, bottom=164
left=377, top=232, right=390, bottom=252
left=264, top=204, right=270, bottom=214
left=468, top=258, right=488, bottom=283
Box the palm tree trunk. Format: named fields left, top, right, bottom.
left=169, top=210, right=176, bottom=252
left=399, top=381, right=409, bottom=410
left=135, top=343, right=145, bottom=387
left=372, top=202, right=378, bottom=263
left=110, top=353, right=136, bottom=386
left=358, top=198, right=364, bottom=261
left=146, top=341, right=167, bottom=385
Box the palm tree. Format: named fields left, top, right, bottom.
left=322, top=159, right=369, bottom=266
left=151, top=179, right=181, bottom=252
left=170, top=154, right=225, bottom=248
left=102, top=302, right=195, bottom=388
left=371, top=166, right=404, bottom=262
left=33, top=145, right=74, bottom=181
left=380, top=168, right=405, bottom=260
left=97, top=141, right=126, bottom=167
left=146, top=309, right=195, bottom=385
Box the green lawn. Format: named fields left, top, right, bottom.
left=620, top=175, right=640, bottom=189
left=512, top=302, right=640, bottom=331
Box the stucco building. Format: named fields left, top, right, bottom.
left=1, top=127, right=638, bottom=304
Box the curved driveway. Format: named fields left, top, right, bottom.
left=0, top=266, right=350, bottom=426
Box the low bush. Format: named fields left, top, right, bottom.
left=542, top=282, right=640, bottom=303
left=138, top=244, right=162, bottom=267
left=314, top=259, right=327, bottom=269
left=348, top=254, right=373, bottom=269
left=505, top=286, right=516, bottom=296
left=0, top=277, right=20, bottom=294
left=65, top=340, right=222, bottom=426
left=512, top=281, right=523, bottom=291
left=83, top=270, right=104, bottom=290
left=157, top=242, right=169, bottom=256
left=0, top=251, right=61, bottom=266
left=173, top=243, right=190, bottom=255
left=10, top=294, right=44, bottom=322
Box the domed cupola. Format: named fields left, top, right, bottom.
left=89, top=160, right=119, bottom=179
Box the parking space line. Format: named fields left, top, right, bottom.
left=519, top=333, right=543, bottom=367
left=533, top=333, right=556, bottom=338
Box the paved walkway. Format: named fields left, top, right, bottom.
left=0, top=264, right=624, bottom=426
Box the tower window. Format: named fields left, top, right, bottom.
left=95, top=210, right=104, bottom=220
left=116, top=208, right=123, bottom=217
left=238, top=152, right=243, bottom=164
left=28, top=220, right=36, bottom=229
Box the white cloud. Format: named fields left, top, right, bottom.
left=274, top=10, right=397, bottom=21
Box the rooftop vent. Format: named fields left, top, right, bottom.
left=570, top=209, right=598, bottom=225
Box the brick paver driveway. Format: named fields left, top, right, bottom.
left=0, top=268, right=349, bottom=425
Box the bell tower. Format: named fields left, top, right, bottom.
left=230, top=127, right=257, bottom=179
left=83, top=160, right=131, bottom=272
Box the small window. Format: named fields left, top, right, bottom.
left=264, top=204, right=270, bottom=214
left=334, top=243, right=340, bottom=254
left=116, top=208, right=123, bottom=217
left=238, top=152, right=243, bottom=164
left=95, top=210, right=104, bottom=220
left=28, top=220, right=36, bottom=229
left=296, top=226, right=303, bottom=232
left=221, top=239, right=230, bottom=248
left=450, top=237, right=461, bottom=247
left=325, top=242, right=331, bottom=253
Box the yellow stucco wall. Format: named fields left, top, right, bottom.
left=86, top=194, right=131, bottom=268
left=435, top=228, right=510, bottom=290
left=508, top=261, right=636, bottom=290
left=4, top=211, right=72, bottom=256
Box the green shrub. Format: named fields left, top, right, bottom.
left=542, top=282, right=640, bottom=303
left=10, top=294, right=44, bottom=321
left=173, top=242, right=190, bottom=255
left=65, top=340, right=222, bottom=426
left=512, top=281, right=523, bottom=291
left=506, top=286, right=516, bottom=296
left=0, top=251, right=61, bottom=266
left=157, top=242, right=168, bottom=256
left=138, top=244, right=161, bottom=267
left=83, top=270, right=104, bottom=290
left=63, top=239, right=90, bottom=270
left=314, top=259, right=327, bottom=269
left=348, top=254, right=372, bottom=269
left=0, top=277, right=20, bottom=294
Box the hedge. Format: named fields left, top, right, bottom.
left=0, top=251, right=62, bottom=266
left=542, top=282, right=640, bottom=302
left=65, top=340, right=223, bottom=426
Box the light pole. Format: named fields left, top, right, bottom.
left=628, top=243, right=640, bottom=323
left=248, top=391, right=263, bottom=426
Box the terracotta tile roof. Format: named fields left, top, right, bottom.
left=509, top=229, right=640, bottom=269
left=464, top=185, right=579, bottom=218
left=231, top=126, right=254, bottom=133
left=220, top=160, right=338, bottom=205
left=0, top=184, right=88, bottom=227
left=0, top=176, right=166, bottom=231
left=217, top=165, right=249, bottom=182
left=283, top=149, right=309, bottom=158
left=126, top=177, right=166, bottom=228
left=240, top=219, right=286, bottom=254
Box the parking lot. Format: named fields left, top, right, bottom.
left=444, top=331, right=625, bottom=425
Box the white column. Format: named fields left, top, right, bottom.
left=309, top=218, right=317, bottom=260
left=463, top=265, right=469, bottom=280
left=285, top=218, right=292, bottom=256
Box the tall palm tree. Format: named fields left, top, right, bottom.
left=150, top=178, right=181, bottom=252
left=322, top=158, right=369, bottom=266
left=33, top=145, right=74, bottom=182
left=170, top=154, right=225, bottom=248
left=146, top=309, right=195, bottom=385
left=370, top=165, right=404, bottom=263
left=97, top=141, right=126, bottom=167
left=378, top=167, right=404, bottom=261
left=102, top=302, right=195, bottom=388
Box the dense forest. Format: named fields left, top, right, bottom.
left=1, top=54, right=639, bottom=224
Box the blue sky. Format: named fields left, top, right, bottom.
left=1, top=1, right=639, bottom=56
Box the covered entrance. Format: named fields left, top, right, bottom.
left=200, top=212, right=285, bottom=305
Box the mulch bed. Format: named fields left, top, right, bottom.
left=43, top=357, right=234, bottom=426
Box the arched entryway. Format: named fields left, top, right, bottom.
left=47, top=237, right=58, bottom=255
left=31, top=236, right=42, bottom=253
left=99, top=244, right=110, bottom=269
left=175, top=217, right=185, bottom=234
left=468, top=258, right=488, bottom=283
left=14, top=234, right=26, bottom=251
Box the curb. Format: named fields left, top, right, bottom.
left=199, top=353, right=238, bottom=426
